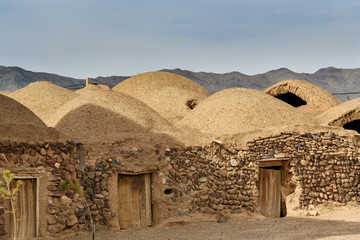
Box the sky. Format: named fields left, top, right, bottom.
left=1, top=0, right=360, bottom=78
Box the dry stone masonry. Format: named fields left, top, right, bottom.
left=0, top=131, right=359, bottom=238
left=162, top=132, right=360, bottom=217
left=0, top=141, right=90, bottom=238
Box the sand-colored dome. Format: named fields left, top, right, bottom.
left=9, top=81, right=78, bottom=125
left=0, top=91, right=10, bottom=96
left=47, top=85, right=178, bottom=141
left=112, top=71, right=211, bottom=123
left=316, top=98, right=360, bottom=128
left=178, top=88, right=319, bottom=136
left=0, top=94, right=60, bottom=141
left=264, top=80, right=341, bottom=116
left=0, top=94, right=46, bottom=127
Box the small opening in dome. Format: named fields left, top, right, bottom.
left=343, top=119, right=360, bottom=134
left=275, top=92, right=307, bottom=107
left=186, top=99, right=198, bottom=110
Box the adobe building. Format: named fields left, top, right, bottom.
left=0, top=76, right=359, bottom=238
left=0, top=94, right=85, bottom=239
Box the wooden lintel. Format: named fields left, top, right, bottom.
left=117, top=170, right=155, bottom=175
left=257, top=158, right=289, bottom=167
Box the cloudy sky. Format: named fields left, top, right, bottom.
left=1, top=0, right=360, bottom=78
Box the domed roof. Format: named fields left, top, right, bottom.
left=0, top=91, right=10, bottom=96
left=0, top=94, right=59, bottom=141
left=48, top=85, right=177, bottom=141
left=0, top=94, right=46, bottom=127
left=112, top=71, right=211, bottom=123
left=264, top=80, right=341, bottom=116
left=316, top=98, right=360, bottom=127
left=178, top=88, right=319, bottom=135
left=10, top=81, right=77, bottom=125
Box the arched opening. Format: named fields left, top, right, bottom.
left=343, top=119, right=360, bottom=134
left=275, top=92, right=307, bottom=107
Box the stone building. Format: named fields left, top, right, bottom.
left=0, top=75, right=359, bottom=239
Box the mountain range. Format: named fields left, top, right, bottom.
left=1, top=66, right=360, bottom=102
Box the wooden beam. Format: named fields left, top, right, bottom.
left=144, top=174, right=152, bottom=226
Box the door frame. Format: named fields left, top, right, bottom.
left=7, top=176, right=39, bottom=237
left=117, top=173, right=152, bottom=228
left=257, top=158, right=289, bottom=218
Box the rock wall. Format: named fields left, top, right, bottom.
left=79, top=143, right=169, bottom=228
left=247, top=132, right=360, bottom=208
left=162, top=145, right=259, bottom=218
left=0, top=141, right=89, bottom=238
left=161, top=132, right=360, bottom=218
left=0, top=131, right=359, bottom=237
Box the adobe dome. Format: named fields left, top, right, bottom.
left=316, top=98, right=360, bottom=133
left=265, top=80, right=341, bottom=116
left=112, top=71, right=211, bottom=123
left=178, top=88, right=319, bottom=135
left=10, top=81, right=77, bottom=125
left=0, top=94, right=59, bottom=141
left=48, top=86, right=178, bottom=141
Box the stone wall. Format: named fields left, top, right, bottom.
left=162, top=132, right=360, bottom=218
left=0, top=141, right=89, bottom=238
left=162, top=145, right=259, bottom=218
left=0, top=131, right=359, bottom=237
left=247, top=132, right=360, bottom=208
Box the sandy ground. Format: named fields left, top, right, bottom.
left=49, top=206, right=360, bottom=240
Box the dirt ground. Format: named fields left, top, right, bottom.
left=54, top=206, right=360, bottom=240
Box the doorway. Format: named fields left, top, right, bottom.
left=117, top=173, right=152, bottom=229
left=259, top=167, right=281, bottom=218
left=257, top=159, right=289, bottom=218
left=6, top=178, right=38, bottom=238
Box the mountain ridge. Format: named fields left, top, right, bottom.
left=1, top=65, right=360, bottom=101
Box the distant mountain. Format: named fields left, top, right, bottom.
left=0, top=66, right=83, bottom=92
left=162, top=67, right=360, bottom=101
left=1, top=65, right=360, bottom=101
left=0, top=66, right=130, bottom=92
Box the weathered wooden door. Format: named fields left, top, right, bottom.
left=7, top=178, right=37, bottom=238
left=259, top=168, right=281, bottom=218
left=118, top=174, right=151, bottom=229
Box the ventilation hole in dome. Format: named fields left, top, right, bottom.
left=186, top=99, right=198, bottom=110
left=343, top=119, right=360, bottom=134
left=275, top=92, right=307, bottom=107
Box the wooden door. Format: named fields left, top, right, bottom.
left=118, top=174, right=151, bottom=229
left=259, top=168, right=281, bottom=218
left=7, top=178, right=37, bottom=238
